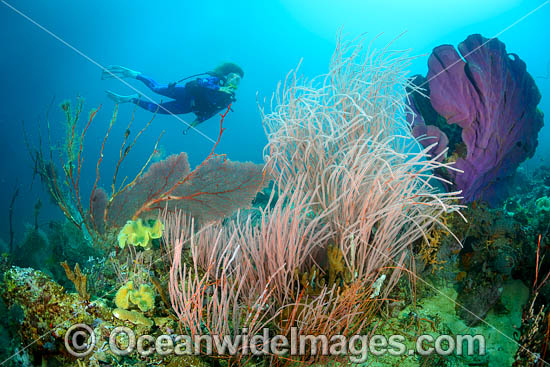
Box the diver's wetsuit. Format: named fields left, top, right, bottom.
left=131, top=74, right=235, bottom=122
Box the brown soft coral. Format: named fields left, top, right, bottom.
left=60, top=261, right=90, bottom=300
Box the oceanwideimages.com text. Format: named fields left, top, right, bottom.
left=65, top=324, right=486, bottom=362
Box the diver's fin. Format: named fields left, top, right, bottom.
left=105, top=90, right=138, bottom=104
left=101, top=65, right=140, bottom=80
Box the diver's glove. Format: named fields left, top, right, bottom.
left=105, top=90, right=139, bottom=104
left=218, top=86, right=237, bottom=95
left=101, top=65, right=141, bottom=80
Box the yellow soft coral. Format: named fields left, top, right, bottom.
left=129, top=284, right=155, bottom=312
left=114, top=281, right=133, bottom=309
left=115, top=281, right=155, bottom=312
left=117, top=219, right=164, bottom=249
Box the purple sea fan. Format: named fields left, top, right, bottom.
left=425, top=34, right=544, bottom=204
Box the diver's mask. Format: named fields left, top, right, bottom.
left=225, top=73, right=241, bottom=90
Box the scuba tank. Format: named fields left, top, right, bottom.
left=168, top=71, right=227, bottom=88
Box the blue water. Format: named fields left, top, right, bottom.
left=0, top=0, right=549, bottom=241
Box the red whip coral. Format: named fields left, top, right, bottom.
left=32, top=100, right=266, bottom=241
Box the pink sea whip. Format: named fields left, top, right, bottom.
left=165, top=210, right=276, bottom=351
left=165, top=34, right=464, bottom=366
left=262, top=33, right=464, bottom=293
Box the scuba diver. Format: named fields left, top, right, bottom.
left=102, top=62, right=243, bottom=131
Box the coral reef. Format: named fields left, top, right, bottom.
left=0, top=266, right=214, bottom=366
left=5, top=32, right=549, bottom=367
left=164, top=35, right=463, bottom=367
left=8, top=220, right=102, bottom=290
left=1, top=267, right=111, bottom=363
